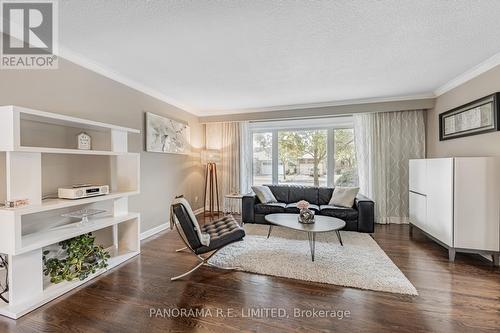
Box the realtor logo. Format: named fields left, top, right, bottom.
left=1, top=0, right=58, bottom=69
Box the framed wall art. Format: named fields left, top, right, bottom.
left=439, top=93, right=499, bottom=141
left=145, top=112, right=190, bottom=154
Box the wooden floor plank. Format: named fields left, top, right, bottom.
left=0, top=216, right=498, bottom=332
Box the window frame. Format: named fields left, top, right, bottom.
left=249, top=117, right=355, bottom=187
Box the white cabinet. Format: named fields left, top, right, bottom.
left=453, top=158, right=500, bottom=252
left=409, top=192, right=426, bottom=232
left=425, top=158, right=454, bottom=247
left=409, top=158, right=500, bottom=265
left=409, top=159, right=427, bottom=194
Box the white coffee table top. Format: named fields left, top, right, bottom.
left=265, top=213, right=346, bottom=233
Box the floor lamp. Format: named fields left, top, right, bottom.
left=202, top=150, right=221, bottom=217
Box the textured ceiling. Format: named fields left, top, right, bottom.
left=59, top=0, right=500, bottom=115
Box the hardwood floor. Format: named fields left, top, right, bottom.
left=0, top=215, right=498, bottom=333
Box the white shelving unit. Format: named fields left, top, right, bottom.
left=0, top=106, right=141, bottom=319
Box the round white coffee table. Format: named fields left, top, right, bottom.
left=264, top=213, right=346, bottom=261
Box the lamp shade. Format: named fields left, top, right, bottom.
left=201, top=149, right=221, bottom=164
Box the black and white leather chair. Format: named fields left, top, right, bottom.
left=170, top=197, right=245, bottom=281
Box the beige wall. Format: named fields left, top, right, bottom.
left=0, top=58, right=205, bottom=233
left=427, top=65, right=500, bottom=157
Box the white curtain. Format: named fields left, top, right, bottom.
left=353, top=110, right=425, bottom=224
left=221, top=122, right=241, bottom=213
left=239, top=121, right=252, bottom=195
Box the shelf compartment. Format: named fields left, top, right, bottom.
left=0, top=191, right=138, bottom=216
left=20, top=115, right=112, bottom=151
left=42, top=220, right=140, bottom=290
left=17, top=107, right=139, bottom=133
left=0, top=152, right=139, bottom=216
left=0, top=105, right=139, bottom=153
left=0, top=247, right=139, bottom=319
left=20, top=213, right=139, bottom=255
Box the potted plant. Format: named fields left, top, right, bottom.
left=43, top=233, right=111, bottom=284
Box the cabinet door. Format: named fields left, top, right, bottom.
left=426, top=158, right=454, bottom=247
left=409, top=192, right=427, bottom=231
left=409, top=159, right=427, bottom=194
left=454, top=158, right=500, bottom=251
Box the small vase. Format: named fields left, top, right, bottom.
left=298, top=208, right=315, bottom=224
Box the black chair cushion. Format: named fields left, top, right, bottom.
left=255, top=202, right=286, bottom=214
left=173, top=203, right=203, bottom=249
left=285, top=202, right=320, bottom=214
left=195, top=216, right=245, bottom=254
left=320, top=205, right=358, bottom=221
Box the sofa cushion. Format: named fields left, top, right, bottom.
left=255, top=202, right=286, bottom=214
left=285, top=202, right=320, bottom=213
left=329, top=187, right=359, bottom=207
left=252, top=185, right=277, bottom=203
left=318, top=187, right=335, bottom=205
left=320, top=205, right=358, bottom=221
left=288, top=185, right=319, bottom=205
left=266, top=185, right=289, bottom=203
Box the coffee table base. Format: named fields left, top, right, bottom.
left=307, top=232, right=316, bottom=261
left=266, top=225, right=344, bottom=262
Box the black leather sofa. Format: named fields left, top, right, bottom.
left=242, top=184, right=375, bottom=233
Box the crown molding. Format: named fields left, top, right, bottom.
left=199, top=93, right=436, bottom=116
left=58, top=46, right=200, bottom=116
left=434, top=51, right=500, bottom=97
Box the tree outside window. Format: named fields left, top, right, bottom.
left=252, top=128, right=358, bottom=187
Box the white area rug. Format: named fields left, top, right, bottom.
left=209, top=224, right=418, bottom=295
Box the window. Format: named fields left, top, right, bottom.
left=252, top=132, right=273, bottom=186
left=250, top=118, right=358, bottom=187
left=278, top=130, right=327, bottom=187
left=333, top=128, right=358, bottom=187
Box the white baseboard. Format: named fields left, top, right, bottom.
left=140, top=207, right=204, bottom=241
left=140, top=223, right=169, bottom=240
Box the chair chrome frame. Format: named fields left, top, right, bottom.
left=170, top=216, right=240, bottom=281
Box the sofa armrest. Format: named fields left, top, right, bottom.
left=354, top=193, right=375, bottom=233
left=242, top=192, right=257, bottom=223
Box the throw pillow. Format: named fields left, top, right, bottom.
left=329, top=187, right=359, bottom=208
left=252, top=185, right=278, bottom=204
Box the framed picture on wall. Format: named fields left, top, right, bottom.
left=145, top=112, right=190, bottom=154
left=439, top=93, right=500, bottom=141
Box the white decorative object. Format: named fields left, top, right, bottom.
left=409, top=158, right=500, bottom=265
left=77, top=132, right=91, bottom=150
left=61, top=208, right=106, bottom=225
left=297, top=200, right=315, bottom=224
left=0, top=105, right=141, bottom=319
left=145, top=112, right=190, bottom=154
